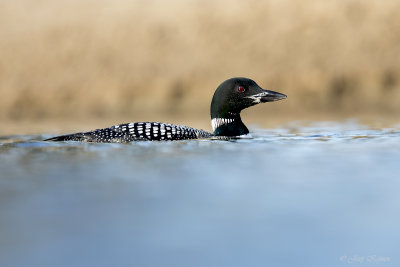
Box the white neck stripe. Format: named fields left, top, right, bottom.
left=211, top=118, right=235, bottom=131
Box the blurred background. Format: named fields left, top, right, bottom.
left=1, top=0, right=400, bottom=134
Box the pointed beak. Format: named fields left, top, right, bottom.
left=247, top=88, right=287, bottom=104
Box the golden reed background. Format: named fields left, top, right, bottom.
left=1, top=0, right=400, bottom=133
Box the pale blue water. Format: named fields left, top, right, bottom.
left=1, top=121, right=399, bottom=267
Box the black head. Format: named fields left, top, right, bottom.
left=210, top=77, right=287, bottom=119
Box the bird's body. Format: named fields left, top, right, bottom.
left=45, top=78, right=286, bottom=143
left=46, top=122, right=212, bottom=142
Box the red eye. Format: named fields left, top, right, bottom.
left=238, top=86, right=245, bottom=93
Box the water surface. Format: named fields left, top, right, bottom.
left=1, top=121, right=399, bottom=267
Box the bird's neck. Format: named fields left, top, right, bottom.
left=211, top=112, right=249, bottom=136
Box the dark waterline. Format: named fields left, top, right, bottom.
left=1, top=121, right=399, bottom=267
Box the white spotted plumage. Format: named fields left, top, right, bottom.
left=62, top=122, right=212, bottom=142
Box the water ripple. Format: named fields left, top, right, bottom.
left=1, top=122, right=400, bottom=267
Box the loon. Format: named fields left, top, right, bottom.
left=45, top=77, right=286, bottom=142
